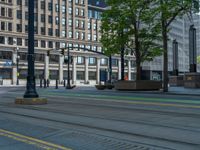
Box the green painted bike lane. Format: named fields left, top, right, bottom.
left=39, top=89, right=200, bottom=107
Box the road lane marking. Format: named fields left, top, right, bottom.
left=0, top=129, right=72, bottom=150
left=42, top=91, right=200, bottom=105
left=7, top=90, right=200, bottom=109
left=45, top=94, right=200, bottom=109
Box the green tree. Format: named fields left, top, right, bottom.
left=156, top=0, right=198, bottom=92
left=101, top=0, right=162, bottom=80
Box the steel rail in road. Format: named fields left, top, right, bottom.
left=0, top=129, right=71, bottom=150
left=0, top=100, right=199, bottom=149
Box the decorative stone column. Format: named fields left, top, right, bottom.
left=85, top=57, right=89, bottom=83
left=59, top=54, right=64, bottom=83
left=96, top=58, right=101, bottom=84
left=128, top=60, right=131, bottom=80
left=118, top=59, right=121, bottom=80
left=72, top=56, right=77, bottom=85
left=12, top=51, right=17, bottom=85
left=44, top=54, right=49, bottom=80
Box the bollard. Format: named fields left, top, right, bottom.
left=40, top=79, right=42, bottom=88
left=55, top=79, right=58, bottom=89
left=47, top=79, right=49, bottom=87
left=63, top=80, right=66, bottom=87
left=44, top=79, right=47, bottom=88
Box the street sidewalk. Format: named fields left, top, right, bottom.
left=1, top=84, right=200, bottom=96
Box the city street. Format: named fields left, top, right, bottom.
left=0, top=86, right=200, bottom=150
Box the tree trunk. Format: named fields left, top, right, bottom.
left=136, top=60, right=141, bottom=80
left=162, top=23, right=168, bottom=92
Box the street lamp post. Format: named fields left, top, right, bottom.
left=67, top=47, right=71, bottom=88
left=16, top=48, right=20, bottom=85
left=23, top=0, right=38, bottom=98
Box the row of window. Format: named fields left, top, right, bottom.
left=0, top=51, right=135, bottom=68
left=0, top=0, right=12, bottom=4
left=0, top=36, right=100, bottom=48
left=0, top=7, right=12, bottom=18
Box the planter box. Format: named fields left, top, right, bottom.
left=114, top=80, right=162, bottom=91
left=169, top=75, right=184, bottom=86
left=106, top=84, right=114, bottom=89
left=184, top=73, right=200, bottom=88
left=95, top=85, right=106, bottom=90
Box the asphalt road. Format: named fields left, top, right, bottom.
left=0, top=86, right=200, bottom=150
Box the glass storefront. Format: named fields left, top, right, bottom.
left=0, top=68, right=12, bottom=79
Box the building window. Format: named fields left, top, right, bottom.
left=77, top=71, right=85, bottom=80
left=41, top=27, right=45, bottom=35
left=68, top=31, right=72, bottom=38
left=8, top=37, right=13, bottom=45
left=69, top=7, right=72, bottom=14
left=62, top=18, right=66, bottom=25
left=17, top=0, right=22, bottom=5
left=48, top=41, right=53, bottom=48
left=1, top=22, right=5, bottom=30
left=8, top=8, right=12, bottom=18
left=80, top=9, right=84, bottom=16
left=75, top=32, right=79, bottom=39
left=112, top=59, right=118, bottom=67
left=8, top=23, right=12, bottom=31
left=48, top=2, right=53, bottom=11
left=17, top=38, right=22, bottom=46
left=81, top=32, right=85, bottom=40
left=68, top=19, right=72, bottom=26
left=89, top=57, right=96, bottom=65
left=41, top=40, right=46, bottom=48
left=62, top=30, right=66, bottom=37
left=48, top=28, right=53, bottom=36
left=89, top=71, right=96, bottom=80
left=75, top=8, right=79, bottom=16
left=41, top=14, right=45, bottom=22
left=41, top=1, right=45, bottom=9
left=48, top=15, right=53, bottom=24
left=16, top=24, right=22, bottom=32
left=55, top=29, right=60, bottom=37
left=55, top=4, right=59, bottom=12
left=101, top=58, right=108, bottom=66
left=0, top=36, right=5, bottom=44
left=34, top=40, right=38, bottom=47
left=55, top=16, right=59, bottom=24
left=17, top=10, right=22, bottom=19
left=55, top=42, right=60, bottom=49
left=77, top=56, right=84, bottom=64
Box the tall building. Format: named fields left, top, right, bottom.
left=142, top=14, right=200, bottom=80
left=0, top=0, right=134, bottom=85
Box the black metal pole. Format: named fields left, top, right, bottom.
left=24, top=0, right=38, bottom=98
left=109, top=55, right=112, bottom=83
left=16, top=50, right=19, bottom=85
left=189, top=25, right=197, bottom=73
left=121, top=47, right=125, bottom=80
left=66, top=47, right=71, bottom=88
left=172, top=40, right=178, bottom=76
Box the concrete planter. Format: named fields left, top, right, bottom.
left=106, top=84, right=114, bottom=89
left=114, top=80, right=162, bottom=91
left=184, top=73, right=200, bottom=88
left=169, top=75, right=184, bottom=86
left=95, top=85, right=106, bottom=90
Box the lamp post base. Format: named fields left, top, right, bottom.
left=15, top=97, right=47, bottom=105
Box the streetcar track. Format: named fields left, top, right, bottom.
left=1, top=96, right=200, bottom=132
left=0, top=108, right=198, bottom=149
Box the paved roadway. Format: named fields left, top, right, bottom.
left=0, top=86, right=200, bottom=150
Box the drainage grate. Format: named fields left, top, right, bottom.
left=48, top=131, right=173, bottom=150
